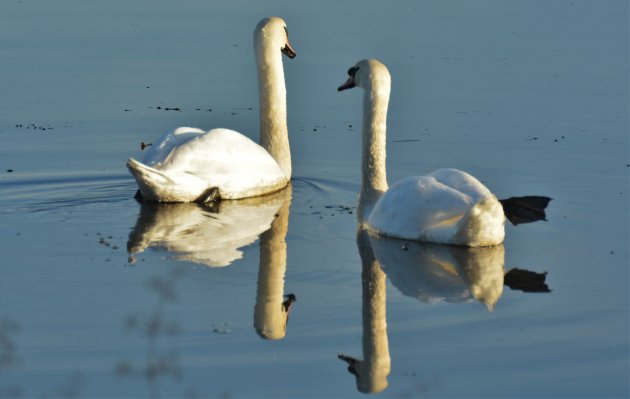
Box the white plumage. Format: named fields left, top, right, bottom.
left=368, top=169, right=505, bottom=246
left=128, top=128, right=288, bottom=201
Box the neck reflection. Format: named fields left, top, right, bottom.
left=339, top=228, right=391, bottom=394
left=254, top=185, right=295, bottom=340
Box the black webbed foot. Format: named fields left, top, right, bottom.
left=504, top=268, right=551, bottom=293
left=134, top=189, right=144, bottom=203
left=499, top=196, right=552, bottom=225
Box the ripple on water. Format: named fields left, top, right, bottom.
left=0, top=172, right=136, bottom=214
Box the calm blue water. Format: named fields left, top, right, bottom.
left=1, top=1, right=627, bottom=397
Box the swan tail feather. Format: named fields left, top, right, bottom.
left=127, top=158, right=176, bottom=201
left=499, top=196, right=552, bottom=225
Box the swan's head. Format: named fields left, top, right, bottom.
left=254, top=17, right=296, bottom=59
left=338, top=59, right=391, bottom=92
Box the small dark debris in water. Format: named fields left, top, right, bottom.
left=17, top=123, right=54, bottom=131
left=207, top=109, right=212, bottom=112
left=320, top=204, right=356, bottom=217
left=402, top=243, right=408, bottom=251
left=146, top=86, right=150, bottom=89
left=195, top=108, right=201, bottom=111
left=124, top=109, right=131, bottom=112
left=610, top=250, right=615, bottom=255
left=140, top=142, right=152, bottom=150
left=231, top=112, right=237, bottom=115
left=6, top=169, right=13, bottom=173
left=212, top=322, right=232, bottom=334
left=554, top=139, right=558, bottom=142
left=313, top=128, right=317, bottom=132
left=156, top=106, right=162, bottom=109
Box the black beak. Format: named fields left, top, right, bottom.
left=282, top=42, right=296, bottom=59
left=338, top=66, right=359, bottom=91
left=337, top=76, right=355, bottom=91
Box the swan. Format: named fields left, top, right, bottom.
left=127, top=17, right=296, bottom=202
left=338, top=59, right=551, bottom=246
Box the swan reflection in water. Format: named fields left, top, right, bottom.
left=339, top=229, right=550, bottom=394
left=370, top=234, right=550, bottom=310
left=128, top=186, right=296, bottom=339
left=127, top=187, right=290, bottom=267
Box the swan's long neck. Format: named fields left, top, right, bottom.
left=358, top=79, right=390, bottom=222
left=255, top=36, right=291, bottom=179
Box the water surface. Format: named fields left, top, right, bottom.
left=1, top=1, right=628, bottom=397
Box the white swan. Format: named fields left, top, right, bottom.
left=338, top=59, right=551, bottom=246
left=127, top=17, right=296, bottom=202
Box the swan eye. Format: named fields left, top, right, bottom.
left=347, top=66, right=359, bottom=77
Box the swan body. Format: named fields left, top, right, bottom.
left=128, top=127, right=288, bottom=201
left=128, top=17, right=296, bottom=202
left=339, top=59, right=506, bottom=246
left=368, top=169, right=505, bottom=246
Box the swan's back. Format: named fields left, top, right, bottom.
left=140, top=127, right=204, bottom=166
left=367, top=169, right=505, bottom=246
